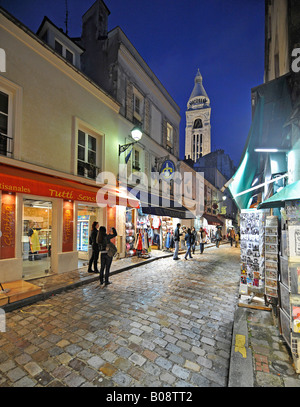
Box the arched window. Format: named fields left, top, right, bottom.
left=193, top=119, right=203, bottom=129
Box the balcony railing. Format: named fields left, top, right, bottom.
left=0, top=133, right=13, bottom=157
left=77, top=161, right=101, bottom=180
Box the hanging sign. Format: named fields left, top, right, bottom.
left=160, top=160, right=175, bottom=181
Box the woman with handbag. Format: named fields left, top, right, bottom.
left=97, top=226, right=117, bottom=286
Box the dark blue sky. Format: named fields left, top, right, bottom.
left=0, top=0, right=265, bottom=166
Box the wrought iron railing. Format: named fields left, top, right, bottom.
left=0, top=133, right=13, bottom=157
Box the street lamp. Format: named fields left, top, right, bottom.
left=119, top=125, right=143, bottom=156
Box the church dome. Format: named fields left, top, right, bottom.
left=188, top=69, right=210, bottom=109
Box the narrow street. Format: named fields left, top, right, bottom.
left=0, top=245, right=240, bottom=387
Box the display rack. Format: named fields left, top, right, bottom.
left=278, top=200, right=300, bottom=373
left=239, top=209, right=270, bottom=310
left=264, top=216, right=279, bottom=300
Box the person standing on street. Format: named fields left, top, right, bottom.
left=97, top=226, right=117, bottom=286
left=173, top=223, right=182, bottom=260
left=199, top=227, right=207, bottom=254
left=184, top=228, right=193, bottom=260
left=215, top=227, right=222, bottom=248
left=88, top=221, right=99, bottom=273
left=191, top=227, right=197, bottom=254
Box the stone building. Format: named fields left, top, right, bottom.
left=185, top=69, right=211, bottom=162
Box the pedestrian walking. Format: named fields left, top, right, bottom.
left=191, top=227, right=197, bottom=254
left=235, top=231, right=240, bottom=248
left=199, top=227, right=207, bottom=254
left=180, top=226, right=186, bottom=250
left=184, top=228, right=193, bottom=260
left=97, top=226, right=117, bottom=286
left=229, top=228, right=235, bottom=247
left=88, top=221, right=99, bottom=273
left=215, top=227, right=222, bottom=248
left=173, top=223, right=182, bottom=260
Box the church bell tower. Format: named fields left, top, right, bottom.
left=185, top=69, right=211, bottom=162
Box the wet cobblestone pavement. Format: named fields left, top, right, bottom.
left=0, top=245, right=240, bottom=387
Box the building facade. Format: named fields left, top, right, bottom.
left=0, top=6, right=140, bottom=284
left=0, top=0, right=196, bottom=289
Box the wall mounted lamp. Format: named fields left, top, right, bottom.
left=119, top=125, right=143, bottom=156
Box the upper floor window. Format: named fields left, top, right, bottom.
left=166, top=123, right=173, bottom=153
left=55, top=39, right=74, bottom=65
left=0, top=90, right=12, bottom=157
left=134, top=95, right=141, bottom=116
left=77, top=130, right=99, bottom=179
left=133, top=88, right=144, bottom=123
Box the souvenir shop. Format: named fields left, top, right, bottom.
left=125, top=207, right=182, bottom=257
left=239, top=194, right=300, bottom=372
left=202, top=214, right=224, bottom=241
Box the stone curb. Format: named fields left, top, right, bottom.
left=228, top=306, right=254, bottom=387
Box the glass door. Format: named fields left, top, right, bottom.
left=22, top=199, right=52, bottom=280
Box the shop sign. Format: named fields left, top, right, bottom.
left=0, top=192, right=15, bottom=259
left=62, top=200, right=73, bottom=252
left=0, top=172, right=139, bottom=208
left=160, top=160, right=175, bottom=181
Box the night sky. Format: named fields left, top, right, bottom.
left=0, top=0, right=265, bottom=166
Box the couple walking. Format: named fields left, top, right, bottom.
left=173, top=224, right=207, bottom=260
left=88, top=221, right=117, bottom=286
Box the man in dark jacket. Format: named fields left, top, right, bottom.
left=173, top=223, right=182, bottom=260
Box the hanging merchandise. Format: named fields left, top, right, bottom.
left=239, top=209, right=266, bottom=304
left=161, top=217, right=174, bottom=252
left=125, top=209, right=136, bottom=257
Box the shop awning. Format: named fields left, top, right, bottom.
left=203, top=214, right=223, bottom=226
left=127, top=186, right=194, bottom=219
left=0, top=163, right=139, bottom=208
left=228, top=75, right=292, bottom=210
left=257, top=180, right=300, bottom=209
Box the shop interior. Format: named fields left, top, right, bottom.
left=77, top=204, right=101, bottom=268
left=22, top=199, right=52, bottom=280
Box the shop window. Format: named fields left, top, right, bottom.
left=77, top=130, right=98, bottom=179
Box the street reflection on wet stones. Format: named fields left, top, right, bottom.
left=0, top=245, right=240, bottom=387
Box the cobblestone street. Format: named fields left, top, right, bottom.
left=0, top=245, right=240, bottom=387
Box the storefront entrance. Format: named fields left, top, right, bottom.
left=22, top=199, right=52, bottom=280
left=77, top=204, right=102, bottom=268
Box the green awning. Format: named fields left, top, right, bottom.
left=257, top=180, right=300, bottom=209
left=229, top=75, right=292, bottom=210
